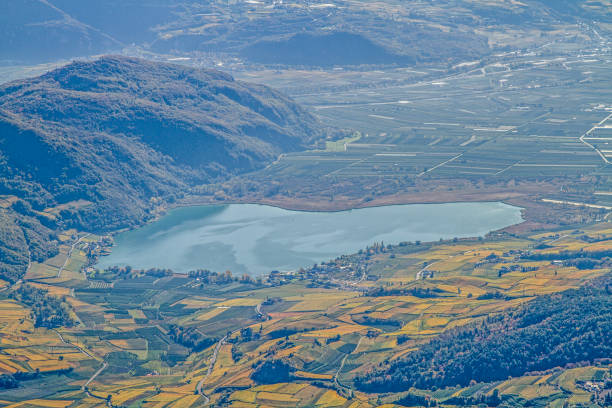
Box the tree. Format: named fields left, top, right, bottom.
left=251, top=359, right=295, bottom=384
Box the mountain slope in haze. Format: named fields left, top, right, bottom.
left=5, top=0, right=610, bottom=66
left=0, top=56, right=326, bottom=280
left=0, top=0, right=120, bottom=64
left=49, top=0, right=179, bottom=44
left=240, top=32, right=416, bottom=67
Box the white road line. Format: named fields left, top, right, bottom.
left=579, top=112, right=612, bottom=164
left=542, top=199, right=612, bottom=210
left=197, top=332, right=233, bottom=405
left=417, top=153, right=463, bottom=176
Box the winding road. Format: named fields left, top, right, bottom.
left=331, top=267, right=368, bottom=291
left=333, top=336, right=363, bottom=399
left=52, top=328, right=111, bottom=405
left=196, top=333, right=231, bottom=405
left=84, top=367, right=116, bottom=408
left=195, top=304, right=269, bottom=404
left=50, top=238, right=117, bottom=406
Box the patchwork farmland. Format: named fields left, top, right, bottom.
left=0, top=217, right=610, bottom=407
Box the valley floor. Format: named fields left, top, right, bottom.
left=0, top=218, right=610, bottom=407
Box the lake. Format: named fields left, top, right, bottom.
left=96, top=202, right=523, bottom=275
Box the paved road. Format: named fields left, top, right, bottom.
left=255, top=302, right=268, bottom=320
left=84, top=362, right=108, bottom=390
left=83, top=366, right=115, bottom=408
left=57, top=233, right=91, bottom=278
left=196, top=333, right=231, bottom=405
left=52, top=329, right=112, bottom=404
left=416, top=250, right=475, bottom=280
left=52, top=329, right=94, bottom=359
left=418, top=153, right=463, bottom=177
left=334, top=336, right=363, bottom=398
left=416, top=260, right=442, bottom=280
left=82, top=361, right=115, bottom=407
left=579, top=112, right=612, bottom=164
left=331, top=268, right=368, bottom=291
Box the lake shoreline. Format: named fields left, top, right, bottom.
left=99, top=193, right=530, bottom=267
left=177, top=190, right=528, bottom=214
left=96, top=202, right=524, bottom=275
left=108, top=190, right=530, bottom=242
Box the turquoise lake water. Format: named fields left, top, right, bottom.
left=96, top=202, right=523, bottom=275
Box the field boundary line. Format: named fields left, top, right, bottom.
left=417, top=153, right=463, bottom=177
left=579, top=112, right=612, bottom=164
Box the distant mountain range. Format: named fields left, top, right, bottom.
left=0, top=56, right=326, bottom=281
left=3, top=0, right=610, bottom=66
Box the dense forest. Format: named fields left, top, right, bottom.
left=9, top=284, right=74, bottom=328
left=355, top=274, right=612, bottom=392
left=0, top=206, right=59, bottom=283
left=0, top=369, right=73, bottom=390
left=250, top=359, right=296, bottom=384
left=0, top=374, right=18, bottom=390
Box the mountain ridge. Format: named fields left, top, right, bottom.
left=5, top=0, right=610, bottom=66
left=0, top=55, right=328, bottom=281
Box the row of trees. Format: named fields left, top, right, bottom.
left=188, top=269, right=261, bottom=285
left=97, top=265, right=173, bottom=279
left=367, top=286, right=444, bottom=298
left=520, top=248, right=612, bottom=270
left=521, top=248, right=612, bottom=261
left=0, top=368, right=73, bottom=390
left=443, top=390, right=502, bottom=407
left=395, top=392, right=438, bottom=407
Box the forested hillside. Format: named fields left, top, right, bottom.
left=356, top=274, right=612, bottom=392
left=0, top=56, right=326, bottom=281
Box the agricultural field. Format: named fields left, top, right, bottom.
left=2, top=1, right=611, bottom=407
left=0, top=219, right=610, bottom=407
left=247, top=53, right=612, bottom=182
left=210, top=33, right=612, bottom=227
